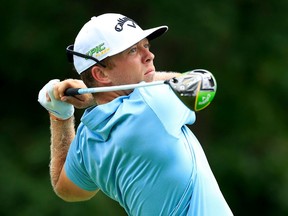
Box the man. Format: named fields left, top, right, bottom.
left=38, top=13, right=233, bottom=215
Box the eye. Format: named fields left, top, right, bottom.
left=128, top=46, right=137, bottom=53
left=144, top=43, right=151, bottom=49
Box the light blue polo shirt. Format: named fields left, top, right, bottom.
left=65, top=84, right=233, bottom=216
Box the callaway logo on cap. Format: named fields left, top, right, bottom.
left=67, top=13, right=168, bottom=74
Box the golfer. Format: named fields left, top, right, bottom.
left=38, top=13, right=233, bottom=216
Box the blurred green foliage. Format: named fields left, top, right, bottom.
left=1, top=0, right=287, bottom=215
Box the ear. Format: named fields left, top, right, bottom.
left=91, top=66, right=111, bottom=84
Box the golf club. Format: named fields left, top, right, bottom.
left=64, top=81, right=165, bottom=96
left=64, top=69, right=217, bottom=111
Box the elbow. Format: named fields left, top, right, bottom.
left=52, top=169, right=98, bottom=202
left=53, top=184, right=97, bottom=202
left=53, top=187, right=76, bottom=202
left=54, top=189, right=92, bottom=202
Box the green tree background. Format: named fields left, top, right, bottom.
left=1, top=0, right=287, bottom=215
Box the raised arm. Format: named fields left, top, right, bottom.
left=49, top=115, right=74, bottom=193
left=49, top=115, right=98, bottom=201
left=38, top=79, right=97, bottom=202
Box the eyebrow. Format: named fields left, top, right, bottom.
left=131, top=39, right=150, bottom=48
left=120, top=38, right=150, bottom=55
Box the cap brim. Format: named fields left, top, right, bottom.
left=108, top=25, right=168, bottom=58
left=145, top=26, right=168, bottom=41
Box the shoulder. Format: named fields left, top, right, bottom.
left=135, top=84, right=196, bottom=128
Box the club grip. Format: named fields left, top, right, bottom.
left=64, top=88, right=80, bottom=96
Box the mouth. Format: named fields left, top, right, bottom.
left=145, top=68, right=155, bottom=75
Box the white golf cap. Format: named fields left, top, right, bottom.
left=69, top=13, right=168, bottom=74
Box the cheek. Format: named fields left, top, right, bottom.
left=110, top=58, right=144, bottom=84
left=111, top=69, right=134, bottom=85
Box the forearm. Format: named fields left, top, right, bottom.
left=154, top=71, right=182, bottom=81
left=49, top=115, right=75, bottom=189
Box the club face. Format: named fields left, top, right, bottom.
left=167, top=69, right=217, bottom=111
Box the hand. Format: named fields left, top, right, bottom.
left=53, top=79, right=96, bottom=109
left=38, top=79, right=74, bottom=120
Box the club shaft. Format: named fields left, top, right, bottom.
left=65, top=81, right=165, bottom=96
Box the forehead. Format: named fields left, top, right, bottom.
left=116, top=38, right=149, bottom=55
left=106, top=38, right=150, bottom=66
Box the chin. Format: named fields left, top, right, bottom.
left=144, top=74, right=155, bottom=82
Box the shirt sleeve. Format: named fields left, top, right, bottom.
left=65, top=130, right=99, bottom=191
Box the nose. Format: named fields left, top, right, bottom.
left=142, top=47, right=154, bottom=64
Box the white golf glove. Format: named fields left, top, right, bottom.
left=38, top=79, right=74, bottom=120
